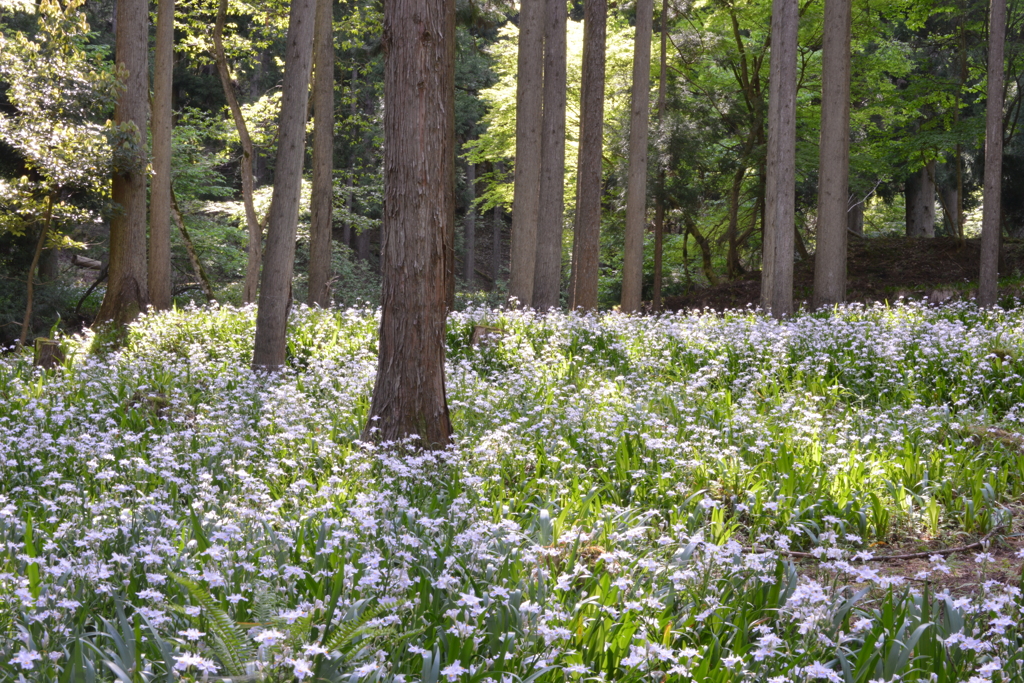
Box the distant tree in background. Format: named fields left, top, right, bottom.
left=308, top=0, right=335, bottom=308
left=149, top=0, right=175, bottom=311
left=979, top=0, right=1006, bottom=307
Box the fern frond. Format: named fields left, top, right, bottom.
left=322, top=600, right=387, bottom=658
left=171, top=573, right=254, bottom=676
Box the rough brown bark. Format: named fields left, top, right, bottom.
left=363, top=0, right=454, bottom=446
left=97, top=0, right=149, bottom=325
left=308, top=0, right=335, bottom=307
left=464, top=160, right=476, bottom=286
left=149, top=0, right=174, bottom=311
left=213, top=0, right=263, bottom=303
left=620, top=0, right=653, bottom=313
left=251, top=0, right=316, bottom=370
left=905, top=162, right=936, bottom=237
left=811, top=0, right=851, bottom=309
left=493, top=204, right=503, bottom=284
left=979, top=0, right=1006, bottom=307
left=508, top=0, right=544, bottom=307
left=532, top=0, right=567, bottom=311
left=760, top=0, right=798, bottom=319
left=847, top=199, right=863, bottom=236
left=568, top=0, right=606, bottom=311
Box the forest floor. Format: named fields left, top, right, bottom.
left=665, top=236, right=1024, bottom=311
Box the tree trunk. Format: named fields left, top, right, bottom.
left=847, top=199, right=863, bottom=236
left=979, top=0, right=1006, bottom=307
left=532, top=0, right=567, bottom=311
left=620, top=0, right=653, bottom=313
left=170, top=188, right=216, bottom=302
left=493, top=204, right=503, bottom=285
left=97, top=0, right=149, bottom=325
left=905, top=162, right=935, bottom=237
left=251, top=0, right=316, bottom=370
left=508, top=0, right=545, bottom=307
left=941, top=184, right=958, bottom=237
left=148, top=0, right=174, bottom=311
left=20, top=195, right=53, bottom=347
left=363, top=0, right=454, bottom=446
left=811, top=0, right=851, bottom=309
left=568, top=0, right=606, bottom=311
left=464, top=160, right=476, bottom=287
left=726, top=165, right=745, bottom=278
left=308, top=0, right=335, bottom=307
left=213, top=0, right=263, bottom=303
left=760, top=0, right=798, bottom=319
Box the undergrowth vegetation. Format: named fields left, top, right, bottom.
left=1, top=301, right=1023, bottom=682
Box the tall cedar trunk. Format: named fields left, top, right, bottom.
left=905, top=162, right=935, bottom=237
left=760, top=0, right=798, bottom=319
left=620, top=0, right=653, bottom=313
left=251, top=0, right=316, bottom=370
left=568, top=0, right=606, bottom=311
left=213, top=0, right=263, bottom=303
left=979, top=0, right=1006, bottom=307
left=508, top=0, right=544, bottom=307
left=811, top=0, right=851, bottom=309
left=97, top=0, right=149, bottom=325
left=363, top=0, right=454, bottom=446
left=464, top=161, right=476, bottom=286
left=652, top=0, right=667, bottom=312
left=532, top=0, right=567, bottom=311
left=308, top=0, right=335, bottom=307
left=149, top=0, right=174, bottom=310
left=942, top=184, right=959, bottom=236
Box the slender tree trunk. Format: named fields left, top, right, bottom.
left=493, top=204, right=503, bottom=284
left=568, top=0, right=606, bottom=311
left=533, top=0, right=567, bottom=311
left=652, top=0, right=667, bottom=312
left=149, top=0, right=174, bottom=311
left=97, top=0, right=149, bottom=325
left=170, top=189, right=216, bottom=302
left=760, top=0, right=798, bottom=319
left=905, top=162, right=935, bottom=237
left=847, top=199, right=863, bottom=236
left=252, top=0, right=316, bottom=370
left=941, top=184, right=958, bottom=237
left=812, top=0, right=851, bottom=309
left=20, top=195, right=53, bottom=347
left=726, top=165, right=745, bottom=278
left=508, top=0, right=545, bottom=307
left=979, top=0, right=1006, bottom=307
left=363, top=0, right=454, bottom=446
left=213, top=0, right=262, bottom=303
left=308, top=0, right=335, bottom=307
left=464, top=160, right=476, bottom=286
left=620, top=0, right=653, bottom=313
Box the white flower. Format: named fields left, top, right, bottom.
left=253, top=628, right=285, bottom=646
left=441, top=660, right=468, bottom=681
left=291, top=658, right=315, bottom=680
left=178, top=628, right=204, bottom=641
left=10, top=649, right=42, bottom=670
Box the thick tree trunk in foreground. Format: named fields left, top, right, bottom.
left=213, top=0, right=263, bottom=303
left=812, top=0, right=851, bottom=309
left=905, top=162, right=935, bottom=237
left=308, top=0, right=335, bottom=307
left=533, top=0, right=568, bottom=311
left=620, top=0, right=653, bottom=313
left=568, top=0, right=606, bottom=311
left=508, top=0, right=544, bottom=307
left=363, top=0, right=454, bottom=446
left=252, top=0, right=316, bottom=370
left=979, top=0, right=1006, bottom=307
left=760, top=0, right=798, bottom=319
left=149, top=0, right=174, bottom=311
left=98, top=0, right=149, bottom=325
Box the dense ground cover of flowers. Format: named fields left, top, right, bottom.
left=1, top=301, right=1023, bottom=682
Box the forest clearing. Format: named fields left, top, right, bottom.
left=2, top=302, right=1024, bottom=682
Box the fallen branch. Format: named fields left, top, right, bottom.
left=754, top=525, right=1011, bottom=562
